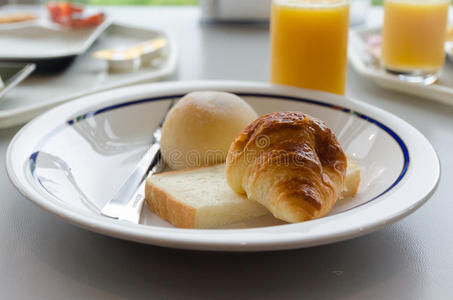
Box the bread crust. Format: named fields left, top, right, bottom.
left=145, top=179, right=197, bottom=228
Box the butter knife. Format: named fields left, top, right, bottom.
left=100, top=100, right=174, bottom=223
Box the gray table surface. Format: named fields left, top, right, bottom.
left=1, top=5, right=453, bottom=300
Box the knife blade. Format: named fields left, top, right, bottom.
left=100, top=100, right=174, bottom=223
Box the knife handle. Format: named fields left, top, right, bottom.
left=101, top=143, right=160, bottom=221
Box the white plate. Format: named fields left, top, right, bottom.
left=349, top=26, right=453, bottom=107
left=0, top=23, right=178, bottom=129
left=0, top=17, right=112, bottom=60
left=6, top=81, right=439, bottom=251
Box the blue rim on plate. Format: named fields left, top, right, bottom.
left=29, top=92, right=410, bottom=216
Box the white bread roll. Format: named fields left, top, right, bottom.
left=160, top=91, right=258, bottom=169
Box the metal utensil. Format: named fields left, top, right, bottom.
left=100, top=100, right=175, bottom=223
left=0, top=62, right=35, bottom=101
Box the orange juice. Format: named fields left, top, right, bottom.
left=270, top=0, right=350, bottom=95
left=381, top=0, right=449, bottom=74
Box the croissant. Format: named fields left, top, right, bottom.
left=225, top=111, right=347, bottom=223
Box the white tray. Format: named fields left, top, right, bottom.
left=349, top=26, right=453, bottom=107
left=0, top=23, right=178, bottom=128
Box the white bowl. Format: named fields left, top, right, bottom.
left=6, top=81, right=439, bottom=251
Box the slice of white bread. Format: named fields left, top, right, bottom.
left=145, top=160, right=361, bottom=229
left=145, top=164, right=269, bottom=228
left=342, top=157, right=361, bottom=198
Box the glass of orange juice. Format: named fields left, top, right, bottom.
left=381, top=0, right=450, bottom=84
left=270, top=0, right=350, bottom=95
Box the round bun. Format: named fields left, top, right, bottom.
left=161, top=91, right=258, bottom=169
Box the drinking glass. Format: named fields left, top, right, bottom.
left=381, top=0, right=450, bottom=84
left=270, top=0, right=350, bottom=95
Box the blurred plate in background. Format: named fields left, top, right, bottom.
left=0, top=23, right=178, bottom=128
left=0, top=17, right=111, bottom=71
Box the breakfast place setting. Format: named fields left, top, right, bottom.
left=0, top=0, right=451, bottom=299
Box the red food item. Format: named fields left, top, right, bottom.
left=46, top=2, right=104, bottom=28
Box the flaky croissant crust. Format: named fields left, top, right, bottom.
left=225, top=111, right=347, bottom=223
